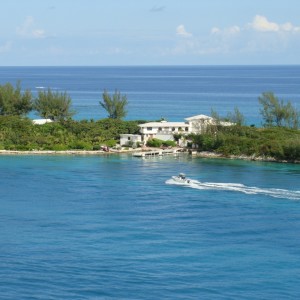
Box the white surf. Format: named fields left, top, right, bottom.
left=166, top=178, right=300, bottom=200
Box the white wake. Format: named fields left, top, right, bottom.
left=165, top=178, right=300, bottom=200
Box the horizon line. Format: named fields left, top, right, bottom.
left=1, top=64, right=300, bottom=68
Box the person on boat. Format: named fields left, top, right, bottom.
left=179, top=173, right=186, bottom=180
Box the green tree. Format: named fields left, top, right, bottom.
left=227, top=107, right=245, bottom=126
left=258, top=92, right=299, bottom=129
left=210, top=108, right=221, bottom=125
left=34, top=88, right=75, bottom=121
left=0, top=81, right=32, bottom=116
left=100, top=90, right=128, bottom=119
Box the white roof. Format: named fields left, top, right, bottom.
left=32, top=119, right=53, bottom=125
left=139, top=122, right=187, bottom=128
left=120, top=134, right=141, bottom=137
left=185, top=115, right=212, bottom=121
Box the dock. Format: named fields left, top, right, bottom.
left=132, top=148, right=183, bottom=158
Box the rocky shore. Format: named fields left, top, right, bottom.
left=195, top=151, right=299, bottom=164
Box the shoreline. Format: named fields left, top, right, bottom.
left=0, top=147, right=183, bottom=156
left=0, top=149, right=136, bottom=156
left=0, top=149, right=299, bottom=164
left=195, top=151, right=300, bottom=164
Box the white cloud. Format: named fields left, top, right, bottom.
left=250, top=15, right=279, bottom=32
left=228, top=26, right=241, bottom=35
left=176, top=25, right=192, bottom=38
left=211, top=25, right=240, bottom=36
left=32, top=29, right=46, bottom=39
left=16, top=16, right=46, bottom=39
left=211, top=27, right=221, bottom=34
left=0, top=41, right=12, bottom=53
left=249, top=15, right=300, bottom=33
left=165, top=15, right=300, bottom=59
left=203, top=15, right=300, bottom=55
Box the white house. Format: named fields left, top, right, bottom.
left=139, top=120, right=189, bottom=143
left=119, top=115, right=233, bottom=146
left=120, top=134, right=142, bottom=147
left=185, top=114, right=232, bottom=134
left=138, top=115, right=233, bottom=144
left=32, top=119, right=53, bottom=125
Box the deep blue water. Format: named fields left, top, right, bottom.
left=1, top=66, right=300, bottom=299
left=0, top=66, right=300, bottom=125
left=1, top=154, right=300, bottom=299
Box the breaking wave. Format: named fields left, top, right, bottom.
left=165, top=178, right=300, bottom=200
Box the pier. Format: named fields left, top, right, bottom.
left=132, top=148, right=183, bottom=158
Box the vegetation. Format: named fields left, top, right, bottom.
left=226, top=106, right=245, bottom=126
left=0, top=82, right=299, bottom=163
left=100, top=90, right=128, bottom=119
left=188, top=125, right=300, bottom=162
left=0, top=82, right=142, bottom=151
left=0, top=116, right=140, bottom=151
left=146, top=138, right=177, bottom=148
left=0, top=82, right=32, bottom=116
left=185, top=94, right=300, bottom=162
left=259, top=92, right=299, bottom=129
left=34, top=88, right=75, bottom=121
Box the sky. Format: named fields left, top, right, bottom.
left=1, top=0, right=300, bottom=66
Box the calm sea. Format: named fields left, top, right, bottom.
left=1, top=66, right=300, bottom=299
left=0, top=66, right=300, bottom=124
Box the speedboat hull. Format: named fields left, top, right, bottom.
left=172, top=175, right=191, bottom=184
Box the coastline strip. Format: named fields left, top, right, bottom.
left=0, top=150, right=128, bottom=156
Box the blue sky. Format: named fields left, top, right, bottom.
left=1, top=0, right=300, bottom=66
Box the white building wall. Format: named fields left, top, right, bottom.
left=155, top=133, right=174, bottom=141
left=120, top=134, right=142, bottom=146
left=137, top=115, right=233, bottom=144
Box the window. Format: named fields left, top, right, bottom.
left=172, top=127, right=175, bottom=131
left=158, top=127, right=162, bottom=131
left=185, top=127, right=189, bottom=131
left=128, top=137, right=131, bottom=141
left=147, top=127, right=152, bottom=131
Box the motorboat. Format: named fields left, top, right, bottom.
left=172, top=173, right=191, bottom=184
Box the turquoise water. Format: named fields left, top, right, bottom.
left=1, top=66, right=300, bottom=298
left=1, top=154, right=300, bottom=299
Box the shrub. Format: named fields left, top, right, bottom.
left=147, top=138, right=163, bottom=147
left=69, top=140, right=93, bottom=150
left=50, top=144, right=69, bottom=151
left=162, top=140, right=176, bottom=147
left=104, top=139, right=117, bottom=148
left=282, top=141, right=300, bottom=161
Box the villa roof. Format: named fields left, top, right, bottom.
left=184, top=114, right=212, bottom=121
left=139, top=122, right=187, bottom=128
left=32, top=119, right=53, bottom=125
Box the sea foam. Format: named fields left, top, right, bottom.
left=166, top=178, right=300, bottom=200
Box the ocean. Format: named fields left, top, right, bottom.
left=0, top=66, right=300, bottom=124
left=1, top=66, right=300, bottom=299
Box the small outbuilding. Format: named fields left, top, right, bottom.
left=120, top=134, right=142, bottom=147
